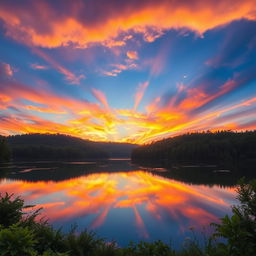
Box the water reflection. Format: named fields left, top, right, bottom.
left=0, top=161, right=237, bottom=247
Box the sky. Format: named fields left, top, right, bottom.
left=0, top=0, right=256, bottom=144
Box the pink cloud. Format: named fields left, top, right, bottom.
left=134, top=81, right=149, bottom=110
left=32, top=47, right=85, bottom=85
left=30, top=63, right=48, bottom=70
left=0, top=62, right=13, bottom=77
left=91, top=88, right=110, bottom=109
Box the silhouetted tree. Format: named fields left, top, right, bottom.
left=7, top=134, right=109, bottom=160
left=7, top=133, right=137, bottom=160
left=132, top=131, right=256, bottom=165
left=0, top=137, right=11, bottom=162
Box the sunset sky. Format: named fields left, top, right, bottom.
left=0, top=0, right=256, bottom=144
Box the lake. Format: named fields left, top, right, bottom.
left=0, top=159, right=249, bottom=248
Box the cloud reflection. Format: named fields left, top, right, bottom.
left=0, top=171, right=236, bottom=239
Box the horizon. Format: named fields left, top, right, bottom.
left=0, top=0, right=256, bottom=144
left=3, top=130, right=256, bottom=146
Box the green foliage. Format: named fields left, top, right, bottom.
left=212, top=179, right=256, bottom=256
left=39, top=250, right=69, bottom=256
left=0, top=193, right=24, bottom=228
left=124, top=240, right=175, bottom=256
left=26, top=221, right=66, bottom=254
left=0, top=224, right=37, bottom=256
left=63, top=228, right=104, bottom=256
left=91, top=242, right=121, bottom=256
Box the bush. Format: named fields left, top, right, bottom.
left=213, top=179, right=256, bottom=256
left=63, top=228, right=104, bottom=256
left=0, top=224, right=37, bottom=256
left=0, top=193, right=24, bottom=228
left=124, top=240, right=175, bottom=256
left=40, top=250, right=69, bottom=256
left=28, top=221, right=66, bottom=254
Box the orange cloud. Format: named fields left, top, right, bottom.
left=0, top=80, right=122, bottom=141
left=179, top=79, right=237, bottom=110
left=101, top=62, right=137, bottom=77
left=127, top=51, right=138, bottom=60
left=0, top=93, right=11, bottom=103
left=25, top=105, right=67, bottom=114
left=0, top=67, right=255, bottom=144
left=0, top=1, right=255, bottom=48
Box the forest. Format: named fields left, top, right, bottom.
left=131, top=131, right=256, bottom=165
left=1, top=131, right=256, bottom=163
left=0, top=137, right=10, bottom=162
left=7, top=134, right=109, bottom=160
left=1, top=133, right=136, bottom=161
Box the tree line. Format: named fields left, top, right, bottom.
left=5, top=134, right=109, bottom=160
left=131, top=131, right=256, bottom=165
left=1, top=133, right=136, bottom=161
left=0, top=137, right=10, bottom=162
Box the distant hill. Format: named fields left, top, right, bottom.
left=131, top=131, right=256, bottom=165
left=7, top=134, right=137, bottom=160
left=91, top=141, right=137, bottom=158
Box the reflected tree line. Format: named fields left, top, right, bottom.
left=2, top=160, right=136, bottom=183
left=132, top=131, right=256, bottom=166
left=149, top=166, right=255, bottom=188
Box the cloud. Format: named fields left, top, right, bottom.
left=0, top=0, right=255, bottom=48
left=205, top=20, right=256, bottom=69
left=30, top=63, right=48, bottom=70
left=101, top=70, right=118, bottom=77
left=0, top=93, right=11, bottom=110
left=91, top=88, right=109, bottom=109
left=134, top=81, right=149, bottom=110
left=32, top=47, right=85, bottom=85
left=0, top=62, right=13, bottom=77
left=0, top=79, right=102, bottom=117
left=0, top=18, right=255, bottom=143
left=101, top=62, right=137, bottom=77
left=0, top=78, right=255, bottom=143
left=0, top=80, right=120, bottom=141
left=127, top=51, right=138, bottom=60
left=25, top=105, right=66, bottom=114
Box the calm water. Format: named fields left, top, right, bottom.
left=0, top=160, right=243, bottom=247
